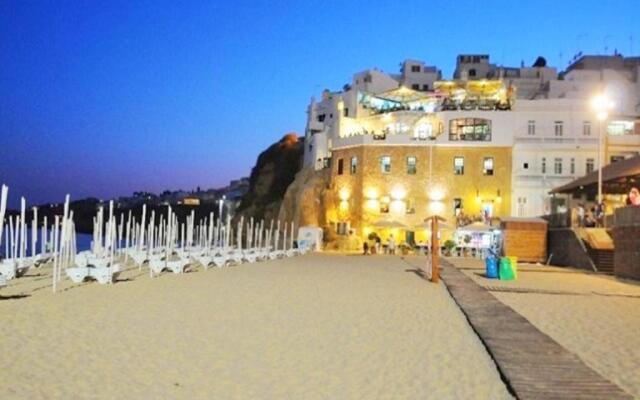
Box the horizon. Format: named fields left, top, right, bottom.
left=1, top=0, right=639, bottom=207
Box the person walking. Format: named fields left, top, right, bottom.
left=388, top=234, right=396, bottom=255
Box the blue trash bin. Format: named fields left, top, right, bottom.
left=485, top=257, right=499, bottom=279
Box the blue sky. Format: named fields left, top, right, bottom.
left=0, top=0, right=638, bottom=206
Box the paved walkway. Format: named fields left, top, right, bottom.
left=440, top=259, right=633, bottom=400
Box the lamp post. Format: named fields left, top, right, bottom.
left=217, top=195, right=226, bottom=220
left=590, top=94, right=614, bottom=204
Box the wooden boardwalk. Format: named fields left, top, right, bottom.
left=440, top=260, right=633, bottom=400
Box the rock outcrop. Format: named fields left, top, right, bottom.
left=235, top=133, right=304, bottom=222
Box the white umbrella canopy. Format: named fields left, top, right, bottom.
left=414, top=220, right=453, bottom=230
left=458, top=221, right=494, bottom=233
left=372, top=220, right=407, bottom=229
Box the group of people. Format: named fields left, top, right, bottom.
left=575, top=202, right=606, bottom=228
left=363, top=234, right=396, bottom=255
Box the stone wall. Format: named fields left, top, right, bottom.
left=612, top=206, right=640, bottom=280
left=547, top=229, right=596, bottom=271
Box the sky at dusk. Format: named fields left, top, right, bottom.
left=1, top=0, right=638, bottom=207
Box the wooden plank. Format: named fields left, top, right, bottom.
left=440, top=260, right=633, bottom=400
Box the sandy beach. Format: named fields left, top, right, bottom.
left=0, top=254, right=512, bottom=399
left=449, top=257, right=640, bottom=398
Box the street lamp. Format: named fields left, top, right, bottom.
left=217, top=195, right=226, bottom=220
left=590, top=93, right=614, bottom=204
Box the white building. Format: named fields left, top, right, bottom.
left=303, top=54, right=640, bottom=217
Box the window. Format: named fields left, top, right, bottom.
left=469, top=68, right=477, bottom=77
left=449, top=118, right=492, bottom=141
left=337, top=158, right=344, bottom=175
left=336, top=222, right=349, bottom=235
left=586, top=158, right=594, bottom=174
left=527, top=120, right=536, bottom=135
left=422, top=84, right=429, bottom=91
left=611, top=155, right=625, bottom=163
left=350, top=157, right=358, bottom=174
left=483, top=157, right=494, bottom=176
left=411, top=65, right=420, bottom=72
left=523, top=162, right=529, bottom=169
left=542, top=157, right=547, bottom=174
left=554, top=121, right=563, bottom=137
left=414, top=123, right=433, bottom=140
left=380, top=196, right=390, bottom=213
left=407, top=157, right=417, bottom=175
left=607, top=120, right=635, bottom=135
left=323, top=158, right=331, bottom=169
left=380, top=156, right=391, bottom=173
left=570, top=158, right=575, bottom=174
left=454, top=157, right=464, bottom=175
left=454, top=198, right=463, bottom=216
left=583, top=121, right=591, bottom=136
left=411, top=84, right=420, bottom=90
left=554, top=158, right=562, bottom=174
left=343, top=108, right=349, bottom=117
left=406, top=198, right=416, bottom=214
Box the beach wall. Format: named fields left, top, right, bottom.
left=613, top=206, right=640, bottom=280
left=547, top=228, right=596, bottom=271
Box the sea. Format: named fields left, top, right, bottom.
left=0, top=228, right=93, bottom=258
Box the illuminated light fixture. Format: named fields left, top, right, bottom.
left=428, top=186, right=445, bottom=202
left=389, top=200, right=406, bottom=214
left=380, top=196, right=391, bottom=204
left=339, top=188, right=350, bottom=201
left=339, top=200, right=349, bottom=212
left=365, top=187, right=379, bottom=200
left=390, top=186, right=406, bottom=200
left=496, top=189, right=502, bottom=204
left=591, top=94, right=615, bottom=122
left=428, top=200, right=445, bottom=215
left=364, top=199, right=379, bottom=212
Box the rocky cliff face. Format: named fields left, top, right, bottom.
left=235, top=133, right=304, bottom=222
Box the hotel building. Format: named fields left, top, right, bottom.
left=302, top=54, right=640, bottom=241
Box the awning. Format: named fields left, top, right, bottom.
left=550, top=155, right=640, bottom=194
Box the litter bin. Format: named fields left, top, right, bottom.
left=499, top=257, right=515, bottom=280
left=507, top=256, right=518, bottom=279
left=485, top=257, right=499, bottom=279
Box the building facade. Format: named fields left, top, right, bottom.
left=303, top=54, right=640, bottom=241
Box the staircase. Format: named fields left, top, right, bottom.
left=576, top=228, right=615, bottom=274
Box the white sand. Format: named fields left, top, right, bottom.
left=450, top=257, right=640, bottom=398
left=0, top=254, right=512, bottom=399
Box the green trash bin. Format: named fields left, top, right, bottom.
left=507, top=256, right=518, bottom=279
left=499, top=257, right=515, bottom=280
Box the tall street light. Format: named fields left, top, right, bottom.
left=218, top=195, right=226, bottom=220
left=590, top=94, right=614, bottom=204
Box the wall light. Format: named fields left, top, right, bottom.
left=339, top=188, right=350, bottom=201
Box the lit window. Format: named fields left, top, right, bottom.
left=583, top=121, right=591, bottom=136
left=406, top=198, right=416, bottom=214
left=454, top=198, right=463, bottom=216
left=380, top=196, right=390, bottom=213
left=542, top=157, right=547, bottom=174
left=586, top=158, right=594, bottom=174
left=414, top=123, right=433, bottom=140
left=483, top=157, right=494, bottom=176
left=554, top=121, right=563, bottom=137
left=407, top=157, right=417, bottom=175
left=449, top=118, right=491, bottom=141
left=350, top=157, right=358, bottom=174
left=454, top=157, right=464, bottom=175
left=380, top=156, right=391, bottom=173
left=527, top=120, right=536, bottom=135
left=554, top=158, right=562, bottom=174
left=337, top=158, right=344, bottom=175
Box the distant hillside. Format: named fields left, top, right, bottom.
left=235, top=133, right=304, bottom=222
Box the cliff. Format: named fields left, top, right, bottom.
left=235, top=133, right=304, bottom=222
